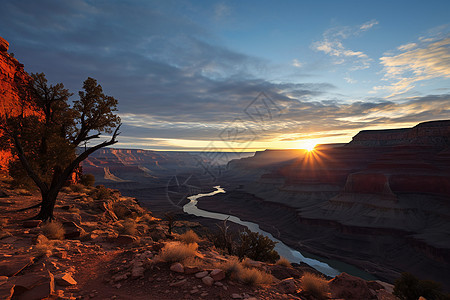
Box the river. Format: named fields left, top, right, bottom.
left=183, top=185, right=377, bottom=280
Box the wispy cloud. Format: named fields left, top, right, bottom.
left=360, top=19, right=378, bottom=31
left=312, top=20, right=377, bottom=70
left=375, top=36, right=450, bottom=97
left=292, top=59, right=303, bottom=68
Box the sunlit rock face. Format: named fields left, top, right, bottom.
left=225, top=120, right=450, bottom=288
left=0, top=36, right=32, bottom=172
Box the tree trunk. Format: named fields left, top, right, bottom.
left=35, top=189, right=59, bottom=221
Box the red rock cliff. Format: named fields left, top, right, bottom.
left=0, top=36, right=32, bottom=172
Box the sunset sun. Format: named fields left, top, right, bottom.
left=302, top=141, right=317, bottom=152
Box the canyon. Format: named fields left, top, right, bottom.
left=213, top=120, right=450, bottom=289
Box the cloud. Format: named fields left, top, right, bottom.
left=292, top=59, right=303, bottom=68
left=376, top=37, right=450, bottom=97
left=397, top=43, right=417, bottom=51
left=312, top=20, right=376, bottom=70
left=360, top=19, right=379, bottom=31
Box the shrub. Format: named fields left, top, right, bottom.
left=70, top=184, right=86, bottom=193
left=276, top=257, right=292, bottom=267
left=41, top=221, right=65, bottom=240
left=80, top=173, right=95, bottom=186
left=210, top=219, right=235, bottom=255
left=235, top=228, right=279, bottom=263
left=121, top=219, right=137, bottom=235
left=215, top=257, right=243, bottom=280
left=113, top=203, right=132, bottom=219
left=178, top=230, right=201, bottom=244
left=158, top=241, right=198, bottom=263
left=91, top=185, right=112, bottom=200
left=239, top=267, right=274, bottom=286
left=393, top=272, right=449, bottom=300
left=301, top=272, right=329, bottom=300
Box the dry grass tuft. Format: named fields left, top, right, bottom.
left=41, top=221, right=65, bottom=240
left=214, top=257, right=273, bottom=285
left=34, top=234, right=54, bottom=257
left=301, top=272, right=329, bottom=300
left=121, top=219, right=138, bottom=235
left=276, top=256, right=292, bottom=267
left=178, top=229, right=201, bottom=244
left=239, top=267, right=274, bottom=286
left=158, top=241, right=198, bottom=263
left=215, top=257, right=244, bottom=280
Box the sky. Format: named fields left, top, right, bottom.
left=1, top=0, right=449, bottom=151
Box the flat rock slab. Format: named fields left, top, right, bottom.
left=0, top=256, right=34, bottom=277
left=10, top=270, right=55, bottom=300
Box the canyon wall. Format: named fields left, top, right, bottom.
left=224, top=120, right=450, bottom=288
left=0, top=36, right=32, bottom=172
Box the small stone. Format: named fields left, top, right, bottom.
left=115, top=283, right=121, bottom=289
left=190, top=288, right=199, bottom=294
left=184, top=266, right=202, bottom=274
left=231, top=293, right=243, bottom=299
left=200, top=292, right=208, bottom=297
left=195, top=271, right=208, bottom=279
left=55, top=273, right=77, bottom=286
left=170, top=262, right=184, bottom=273
left=210, top=269, right=225, bottom=281
left=202, top=276, right=214, bottom=286
left=170, top=279, right=187, bottom=287
left=115, top=235, right=137, bottom=245
left=22, top=220, right=42, bottom=228
left=214, top=282, right=223, bottom=287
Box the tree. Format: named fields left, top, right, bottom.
left=0, top=73, right=121, bottom=221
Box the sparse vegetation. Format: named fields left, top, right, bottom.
left=177, top=229, right=201, bottom=244
left=276, top=256, right=292, bottom=267
left=80, top=173, right=95, bottom=186
left=91, top=185, right=112, bottom=200
left=121, top=219, right=137, bottom=235
left=393, top=272, right=450, bottom=300
left=41, top=221, right=65, bottom=240
left=239, top=267, right=274, bottom=286
left=33, top=234, right=54, bottom=257
left=214, top=257, right=243, bottom=280
left=235, top=228, right=279, bottom=263
left=301, top=272, right=329, bottom=300
left=70, top=184, right=87, bottom=193
left=164, top=213, right=175, bottom=235
left=158, top=241, right=198, bottom=263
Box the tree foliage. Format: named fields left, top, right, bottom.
left=393, top=272, right=450, bottom=300
left=0, top=73, right=121, bottom=220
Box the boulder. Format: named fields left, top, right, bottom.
left=0, top=282, right=14, bottom=300
left=11, top=270, right=54, bottom=300
left=62, top=221, right=84, bottom=239
left=329, top=272, right=372, bottom=300
left=170, top=263, right=184, bottom=273
left=0, top=256, right=34, bottom=277
left=54, top=273, right=77, bottom=286
left=202, top=276, right=214, bottom=286
left=210, top=269, right=225, bottom=281
left=276, top=277, right=298, bottom=294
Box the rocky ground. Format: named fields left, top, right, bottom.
left=0, top=179, right=398, bottom=300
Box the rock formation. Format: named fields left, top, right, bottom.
left=222, top=120, right=450, bottom=289
left=0, top=36, right=32, bottom=173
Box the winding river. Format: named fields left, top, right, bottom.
left=183, top=185, right=377, bottom=280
